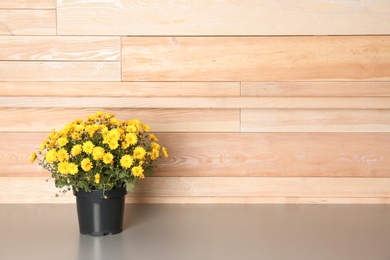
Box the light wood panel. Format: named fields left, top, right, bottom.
left=2, top=97, right=390, bottom=109
left=0, top=82, right=240, bottom=97
left=0, top=108, right=239, bottom=132
left=57, top=0, right=390, bottom=35
left=122, top=36, right=390, bottom=81
left=132, top=177, right=390, bottom=198
left=241, top=109, right=390, bottom=133
left=2, top=177, right=390, bottom=204
left=2, top=132, right=389, bottom=178
left=241, top=82, right=390, bottom=97
left=0, top=36, right=120, bottom=61
left=0, top=62, right=120, bottom=81
left=0, top=0, right=55, bottom=9
left=0, top=10, right=56, bottom=35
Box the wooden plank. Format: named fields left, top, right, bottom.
left=132, top=177, right=390, bottom=198
left=241, top=109, right=390, bottom=132
left=125, top=196, right=390, bottom=205
left=0, top=82, right=240, bottom=97
left=1, top=177, right=390, bottom=204
left=0, top=108, right=240, bottom=132
left=121, top=36, right=390, bottom=81
left=2, top=133, right=389, bottom=178
left=57, top=0, right=390, bottom=35
left=0, top=36, right=120, bottom=61
left=241, top=82, right=390, bottom=97
left=0, top=0, right=55, bottom=9
left=0, top=10, right=56, bottom=35
left=0, top=61, right=120, bottom=81
left=1, top=97, right=389, bottom=109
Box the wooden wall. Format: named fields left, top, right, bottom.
left=1, top=0, right=390, bottom=203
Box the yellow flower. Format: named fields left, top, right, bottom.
left=151, top=142, right=160, bottom=150
left=39, top=142, right=46, bottom=151
left=120, top=155, right=133, bottom=169
left=58, top=162, right=69, bottom=174
left=125, top=133, right=138, bottom=145
left=70, top=144, right=82, bottom=156
left=141, top=123, right=150, bottom=132
left=149, top=133, right=158, bottom=141
left=109, top=139, right=119, bottom=150
left=81, top=158, right=93, bottom=172
left=85, top=125, right=96, bottom=138
left=107, top=129, right=120, bottom=141
left=95, top=111, right=103, bottom=117
left=74, top=124, right=84, bottom=132
left=82, top=141, right=94, bottom=154
left=88, top=114, right=97, bottom=122
left=162, top=147, right=168, bottom=158
left=103, top=152, right=114, bottom=164
left=72, top=118, right=83, bottom=124
left=71, top=132, right=82, bottom=140
left=121, top=141, right=130, bottom=149
left=92, top=146, right=105, bottom=161
left=45, top=149, right=57, bottom=164
left=57, top=148, right=69, bottom=162
left=150, top=149, right=159, bottom=160
left=131, top=166, right=144, bottom=179
left=94, top=173, right=100, bottom=184
left=104, top=113, right=114, bottom=119
left=126, top=124, right=137, bottom=133
left=30, top=152, right=37, bottom=163
left=68, top=163, right=78, bottom=175
left=133, top=146, right=146, bottom=160
left=109, top=117, right=120, bottom=126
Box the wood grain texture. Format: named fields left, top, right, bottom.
left=1, top=97, right=389, bottom=109
left=0, top=108, right=240, bottom=132
left=122, top=36, right=390, bottom=81
left=0, top=61, right=120, bottom=81
left=0, top=36, right=120, bottom=61
left=0, top=10, right=56, bottom=35
left=2, top=133, right=389, bottom=178
left=0, top=81, right=240, bottom=97
left=0, top=0, right=55, bottom=9
left=2, top=177, right=390, bottom=204
left=241, top=109, right=390, bottom=132
left=241, top=82, right=390, bottom=97
left=57, top=0, right=390, bottom=35
left=132, top=177, right=390, bottom=198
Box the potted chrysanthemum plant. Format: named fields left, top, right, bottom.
left=31, top=111, right=168, bottom=236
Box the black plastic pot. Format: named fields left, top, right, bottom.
left=73, top=187, right=127, bottom=236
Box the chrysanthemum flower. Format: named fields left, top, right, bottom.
left=71, top=144, right=82, bottom=156
left=68, top=163, right=78, bottom=175
left=133, top=146, right=146, bottom=160
left=92, top=146, right=105, bottom=161
left=57, top=148, right=69, bottom=162
left=131, top=166, right=144, bottom=179
left=109, top=139, right=119, bottom=150
left=45, top=149, right=57, bottom=164
left=94, top=173, right=100, bottom=184
left=81, top=158, right=93, bottom=172
left=58, top=162, right=69, bottom=174
left=125, top=133, right=138, bottom=145
left=150, top=149, right=159, bottom=160
left=120, top=155, right=133, bottom=169
left=30, top=152, right=37, bottom=163
left=149, top=134, right=158, bottom=141
left=162, top=147, right=169, bottom=158
left=103, top=152, right=114, bottom=164
left=82, top=141, right=94, bottom=154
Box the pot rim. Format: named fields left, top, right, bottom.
left=73, top=187, right=127, bottom=199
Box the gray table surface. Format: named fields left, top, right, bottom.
left=1, top=204, right=390, bottom=260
